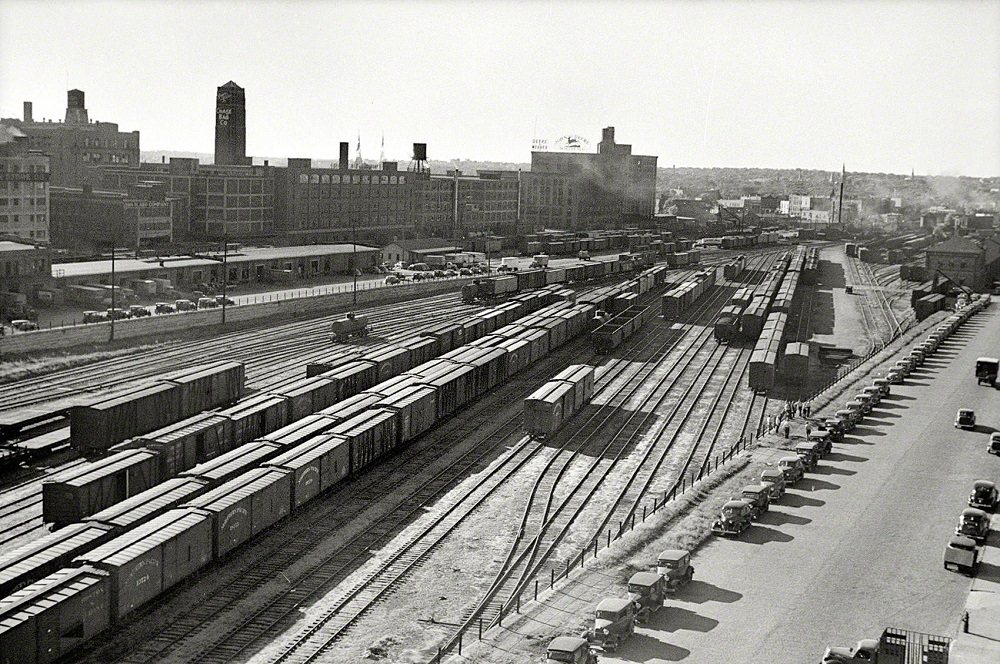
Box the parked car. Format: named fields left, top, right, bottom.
left=545, top=636, right=597, bottom=664
left=214, top=294, right=236, bottom=306
left=82, top=310, right=108, bottom=323
left=459, top=267, right=473, bottom=276
left=174, top=299, right=197, bottom=312
left=739, top=484, right=771, bottom=519
left=197, top=297, right=220, bottom=309
left=10, top=319, right=38, bottom=331
left=990, top=432, right=1000, bottom=456
left=627, top=571, right=666, bottom=623
left=711, top=500, right=753, bottom=537
left=955, top=409, right=976, bottom=430
left=886, top=369, right=904, bottom=384
left=128, top=305, right=151, bottom=318
left=591, top=597, right=634, bottom=651
left=760, top=468, right=787, bottom=500
left=444, top=269, right=457, bottom=277
left=106, top=308, right=130, bottom=320
left=794, top=440, right=819, bottom=471
left=778, top=456, right=805, bottom=483
left=433, top=269, right=446, bottom=278
left=955, top=507, right=990, bottom=544
left=384, top=275, right=401, bottom=285
left=944, top=535, right=982, bottom=575
left=154, top=302, right=176, bottom=314
left=655, top=549, right=694, bottom=592
left=969, top=480, right=998, bottom=512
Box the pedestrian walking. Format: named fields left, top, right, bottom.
left=766, top=415, right=773, bottom=431
left=806, top=424, right=812, bottom=437
left=783, top=422, right=790, bottom=438
left=804, top=402, right=811, bottom=417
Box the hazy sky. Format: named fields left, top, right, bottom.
left=1, top=1, right=998, bottom=176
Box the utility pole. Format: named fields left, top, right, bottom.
left=110, top=244, right=116, bottom=342
left=352, top=220, right=358, bottom=305
left=221, top=237, right=228, bottom=325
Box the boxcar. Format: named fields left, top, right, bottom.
left=85, top=477, right=208, bottom=533
left=524, top=381, right=575, bottom=437
left=180, top=441, right=282, bottom=486
left=136, top=412, right=232, bottom=480
left=161, top=361, right=245, bottom=414
left=0, top=566, right=111, bottom=664
left=267, top=376, right=338, bottom=422
left=264, top=434, right=350, bottom=508
left=75, top=508, right=213, bottom=620
left=218, top=393, right=290, bottom=449
left=182, top=468, right=292, bottom=559
left=318, top=359, right=378, bottom=402
left=0, top=522, right=115, bottom=599
left=260, top=413, right=339, bottom=448
left=305, top=349, right=362, bottom=378
left=552, top=365, right=596, bottom=411
left=70, top=383, right=181, bottom=456
left=374, top=386, right=437, bottom=444
left=329, top=409, right=400, bottom=474
left=410, top=363, right=477, bottom=420
left=42, top=450, right=161, bottom=526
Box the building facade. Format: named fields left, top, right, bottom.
left=1, top=91, right=139, bottom=187
left=0, top=124, right=50, bottom=242
left=419, top=170, right=520, bottom=239
left=50, top=182, right=176, bottom=252
left=272, top=148, right=427, bottom=246
left=925, top=235, right=1000, bottom=291
left=0, top=240, right=51, bottom=318
left=521, top=127, right=656, bottom=232
left=97, top=158, right=275, bottom=239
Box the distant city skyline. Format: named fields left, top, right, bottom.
left=1, top=1, right=998, bottom=177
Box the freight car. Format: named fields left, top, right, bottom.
left=748, top=311, right=788, bottom=393
left=70, top=361, right=245, bottom=457
left=591, top=306, right=654, bottom=353
left=329, top=312, right=370, bottom=341
left=523, top=365, right=595, bottom=437
left=714, top=305, right=744, bottom=343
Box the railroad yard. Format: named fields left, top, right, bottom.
left=0, top=239, right=993, bottom=664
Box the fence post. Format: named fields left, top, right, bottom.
left=479, top=616, right=483, bottom=639
left=535, top=579, right=538, bottom=600
left=459, top=632, right=463, bottom=655
left=642, top=505, right=646, bottom=521
left=551, top=568, right=555, bottom=588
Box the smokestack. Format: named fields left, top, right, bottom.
left=339, top=142, right=349, bottom=170
left=23, top=102, right=32, bottom=123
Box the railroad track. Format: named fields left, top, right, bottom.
left=451, top=254, right=777, bottom=636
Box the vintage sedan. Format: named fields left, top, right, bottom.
left=955, top=409, right=976, bottom=430
left=711, top=500, right=753, bottom=537
left=760, top=468, right=787, bottom=500
left=656, top=549, right=694, bottom=592
left=944, top=535, right=982, bottom=575
left=969, top=480, right=998, bottom=512
left=955, top=508, right=990, bottom=544
left=590, top=597, right=634, bottom=652
left=545, top=636, right=598, bottom=664
left=739, top=484, right=771, bottom=519
left=778, top=456, right=806, bottom=483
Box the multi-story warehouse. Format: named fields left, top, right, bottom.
left=215, top=81, right=249, bottom=167
left=0, top=124, right=50, bottom=242
left=271, top=142, right=425, bottom=246
left=925, top=234, right=1000, bottom=291
left=0, top=239, right=51, bottom=318
left=49, top=182, right=178, bottom=252
left=520, top=126, right=656, bottom=232
left=98, top=157, right=275, bottom=239
left=419, top=170, right=520, bottom=240
left=1, top=91, right=139, bottom=187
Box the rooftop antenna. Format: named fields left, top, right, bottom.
left=353, top=131, right=363, bottom=168
left=379, top=132, right=385, bottom=164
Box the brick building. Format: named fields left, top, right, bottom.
left=0, top=240, right=51, bottom=318
left=97, top=157, right=275, bottom=239
left=272, top=145, right=424, bottom=246
left=925, top=235, right=1000, bottom=291
left=521, top=127, right=656, bottom=232
left=419, top=170, right=520, bottom=239
left=215, top=81, right=249, bottom=167
left=0, top=124, right=50, bottom=242
left=50, top=182, right=177, bottom=252
left=1, top=91, right=139, bottom=187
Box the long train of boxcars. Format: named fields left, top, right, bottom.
left=746, top=247, right=820, bottom=392
left=0, top=266, right=674, bottom=664
left=463, top=250, right=657, bottom=303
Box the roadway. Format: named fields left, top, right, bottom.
left=600, top=307, right=1000, bottom=663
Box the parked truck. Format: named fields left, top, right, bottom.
left=975, top=356, right=998, bottom=386
left=821, top=627, right=951, bottom=663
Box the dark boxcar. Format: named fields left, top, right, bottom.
left=305, top=349, right=362, bottom=378
left=514, top=327, right=550, bottom=363
left=137, top=412, right=232, bottom=479
left=374, top=386, right=437, bottom=444
left=218, top=393, right=290, bottom=448
left=419, top=321, right=463, bottom=354
left=524, top=381, right=575, bottom=437
left=318, top=359, right=379, bottom=402
left=71, top=383, right=181, bottom=456
left=85, top=477, right=208, bottom=533
left=553, top=364, right=596, bottom=412
left=517, top=269, right=546, bottom=291
left=265, top=434, right=350, bottom=508
left=180, top=441, right=282, bottom=486
left=327, top=409, right=400, bottom=474
left=75, top=508, right=213, bottom=620
left=461, top=317, right=487, bottom=344
left=315, top=392, right=383, bottom=425
left=362, top=374, right=419, bottom=399
left=261, top=413, right=338, bottom=448
left=361, top=345, right=414, bottom=384
left=410, top=363, right=477, bottom=420
left=183, top=468, right=292, bottom=559
left=160, top=360, right=245, bottom=414
left=267, top=375, right=338, bottom=421
left=591, top=321, right=625, bottom=354
left=0, top=566, right=110, bottom=664
left=396, top=335, right=439, bottom=367
left=0, top=522, right=114, bottom=599
left=496, top=337, right=531, bottom=376
left=531, top=317, right=568, bottom=349
left=42, top=450, right=161, bottom=526
left=444, top=347, right=509, bottom=394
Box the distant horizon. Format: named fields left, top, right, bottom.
left=4, top=2, right=997, bottom=178
left=136, top=148, right=997, bottom=180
